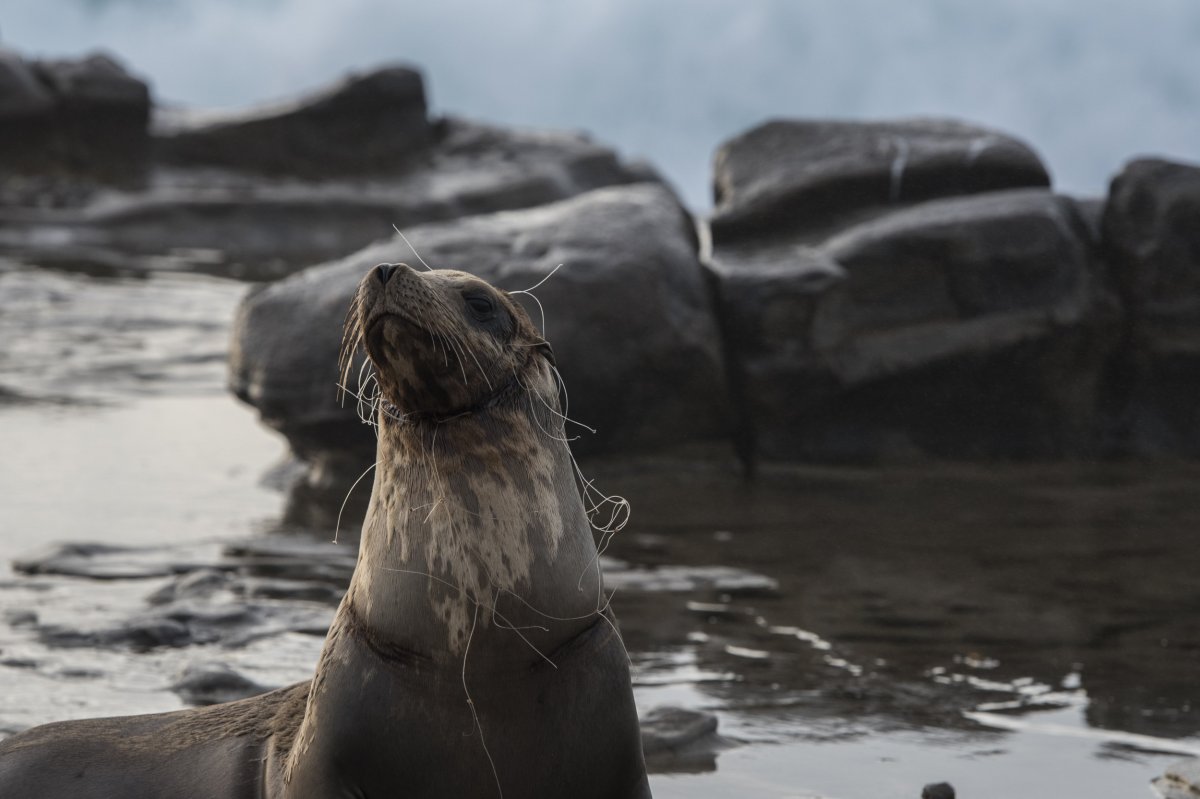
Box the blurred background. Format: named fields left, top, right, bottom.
left=6, top=0, right=1200, bottom=207
left=1, top=2, right=1199, bottom=798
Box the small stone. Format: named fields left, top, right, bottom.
left=171, top=663, right=271, bottom=706
left=922, top=782, right=956, bottom=799
left=1153, top=758, right=1200, bottom=799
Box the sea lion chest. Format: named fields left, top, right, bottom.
left=279, top=615, right=648, bottom=799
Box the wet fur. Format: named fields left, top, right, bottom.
left=0, top=264, right=650, bottom=799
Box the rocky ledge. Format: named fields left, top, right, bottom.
left=0, top=49, right=653, bottom=280
left=3, top=48, right=1200, bottom=477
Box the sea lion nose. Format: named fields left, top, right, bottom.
left=375, top=263, right=398, bottom=285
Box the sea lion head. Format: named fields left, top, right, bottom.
left=341, top=263, right=555, bottom=421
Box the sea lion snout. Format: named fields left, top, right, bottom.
left=342, top=265, right=555, bottom=422
left=374, top=262, right=399, bottom=285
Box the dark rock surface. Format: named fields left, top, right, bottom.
left=709, top=189, right=1121, bottom=462
left=170, top=663, right=272, bottom=706
left=639, top=706, right=725, bottom=774
left=230, top=182, right=730, bottom=481
left=1152, top=758, right=1200, bottom=799
left=4, top=46, right=1200, bottom=467
left=0, top=58, right=654, bottom=279
left=1103, top=158, right=1200, bottom=456
left=0, top=49, right=149, bottom=180
left=921, top=783, right=956, bottom=799
left=710, top=118, right=1050, bottom=241
left=154, top=66, right=433, bottom=177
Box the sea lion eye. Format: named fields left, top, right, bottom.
left=463, top=292, right=495, bottom=320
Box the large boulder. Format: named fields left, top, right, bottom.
left=708, top=189, right=1121, bottom=462
left=1103, top=158, right=1200, bottom=455
left=154, top=66, right=432, bottom=177
left=710, top=118, right=1050, bottom=242
left=230, top=183, right=730, bottom=493
left=0, top=50, right=149, bottom=180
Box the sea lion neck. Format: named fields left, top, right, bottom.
left=344, top=393, right=606, bottom=667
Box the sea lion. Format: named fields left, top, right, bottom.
left=0, top=263, right=652, bottom=798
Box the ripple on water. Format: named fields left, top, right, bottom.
left=0, top=259, right=243, bottom=403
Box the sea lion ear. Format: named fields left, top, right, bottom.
left=534, top=340, right=556, bottom=366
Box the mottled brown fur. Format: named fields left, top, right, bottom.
left=0, top=263, right=649, bottom=799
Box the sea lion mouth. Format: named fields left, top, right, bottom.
left=364, top=314, right=394, bottom=362
left=364, top=312, right=427, bottom=362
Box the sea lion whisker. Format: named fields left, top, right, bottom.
left=379, top=566, right=555, bottom=668
left=521, top=262, right=563, bottom=294
left=509, top=288, right=547, bottom=337
left=391, top=226, right=435, bottom=272
left=439, top=330, right=471, bottom=386
left=508, top=262, right=563, bottom=335
left=551, top=365, right=597, bottom=433
left=333, top=461, right=379, bottom=545
left=514, top=375, right=579, bottom=443
left=448, top=328, right=493, bottom=391
left=487, top=591, right=558, bottom=670
left=460, top=603, right=504, bottom=799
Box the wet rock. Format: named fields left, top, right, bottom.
left=155, top=66, right=432, bottom=177
left=922, top=782, right=956, bottom=799
left=0, top=49, right=54, bottom=117
left=37, top=599, right=332, bottom=651
left=1, top=49, right=150, bottom=179
left=235, top=578, right=344, bottom=604
left=1, top=55, right=653, bottom=277
left=230, top=183, right=730, bottom=482
left=1, top=116, right=654, bottom=279
left=145, top=569, right=230, bottom=605
left=1153, top=759, right=1200, bottom=799
left=1152, top=758, right=1200, bottom=791
left=709, top=189, right=1121, bottom=462
left=0, top=657, right=39, bottom=669
left=171, top=663, right=272, bottom=706
left=13, top=542, right=199, bottom=580
left=711, top=118, right=1049, bottom=241
left=640, top=706, right=724, bottom=774
left=1103, top=158, right=1200, bottom=456
left=39, top=615, right=194, bottom=649
left=2, top=609, right=37, bottom=628
left=221, top=538, right=356, bottom=586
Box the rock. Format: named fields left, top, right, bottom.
left=145, top=569, right=230, bottom=605
left=1153, top=758, right=1200, bottom=799
left=1102, top=158, right=1200, bottom=456
left=154, top=66, right=432, bottom=177
left=711, top=118, right=1050, bottom=241
left=33, top=52, right=151, bottom=179
left=0, top=49, right=54, bottom=117
left=170, top=663, right=272, bottom=706
left=708, top=189, right=1120, bottom=462
left=640, top=706, right=724, bottom=774
left=1, top=116, right=655, bottom=279
left=230, top=183, right=730, bottom=486
left=0, top=50, right=58, bottom=175
left=2, top=609, right=37, bottom=628
left=921, top=782, right=956, bottom=799
left=38, top=615, right=194, bottom=649
left=36, top=600, right=332, bottom=651
left=13, top=542, right=191, bottom=580
left=0, top=49, right=149, bottom=179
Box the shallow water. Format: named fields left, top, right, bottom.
left=0, top=263, right=1197, bottom=798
